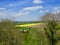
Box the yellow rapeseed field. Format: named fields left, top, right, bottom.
left=16, top=23, right=40, bottom=27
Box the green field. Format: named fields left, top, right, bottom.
left=15, top=22, right=60, bottom=45
left=15, top=23, right=47, bottom=45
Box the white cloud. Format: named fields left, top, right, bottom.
left=23, top=6, right=43, bottom=11
left=0, top=14, right=6, bottom=16
left=12, top=6, right=43, bottom=18
left=52, top=10, right=60, bottom=14
left=9, top=3, right=21, bottom=7
left=9, top=1, right=27, bottom=7
left=0, top=12, right=8, bottom=19
left=13, top=12, right=29, bottom=17
left=52, top=7, right=60, bottom=14
left=53, top=7, right=60, bottom=11
left=40, top=10, right=43, bottom=13
left=56, top=10, right=60, bottom=13
left=45, top=10, right=49, bottom=12
left=0, top=5, right=44, bottom=20
left=0, top=8, right=6, bottom=10
left=9, top=4, right=13, bottom=6
left=33, top=0, right=43, bottom=4
left=10, top=6, right=43, bottom=18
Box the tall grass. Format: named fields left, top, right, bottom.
left=0, top=19, right=60, bottom=45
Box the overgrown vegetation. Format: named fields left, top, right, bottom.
left=42, top=13, right=60, bottom=45
left=0, top=13, right=60, bottom=45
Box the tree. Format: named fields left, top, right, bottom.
left=0, top=19, right=18, bottom=45
left=41, top=13, right=60, bottom=45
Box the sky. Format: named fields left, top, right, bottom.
left=0, top=0, right=60, bottom=21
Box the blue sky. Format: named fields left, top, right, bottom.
left=0, top=0, right=60, bottom=21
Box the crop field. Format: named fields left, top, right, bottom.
left=16, top=23, right=41, bottom=27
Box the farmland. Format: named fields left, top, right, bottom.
left=0, top=20, right=60, bottom=45
left=15, top=22, right=49, bottom=45
left=16, top=23, right=41, bottom=27
left=16, top=21, right=60, bottom=45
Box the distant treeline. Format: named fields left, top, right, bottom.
left=15, top=21, right=43, bottom=25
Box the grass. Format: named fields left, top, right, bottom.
left=16, top=22, right=60, bottom=45
left=15, top=23, right=49, bottom=45
left=0, top=21, right=60, bottom=45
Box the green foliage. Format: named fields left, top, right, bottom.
left=0, top=18, right=60, bottom=45
left=43, top=13, right=60, bottom=45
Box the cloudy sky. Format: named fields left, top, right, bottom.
left=0, top=0, right=60, bottom=21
